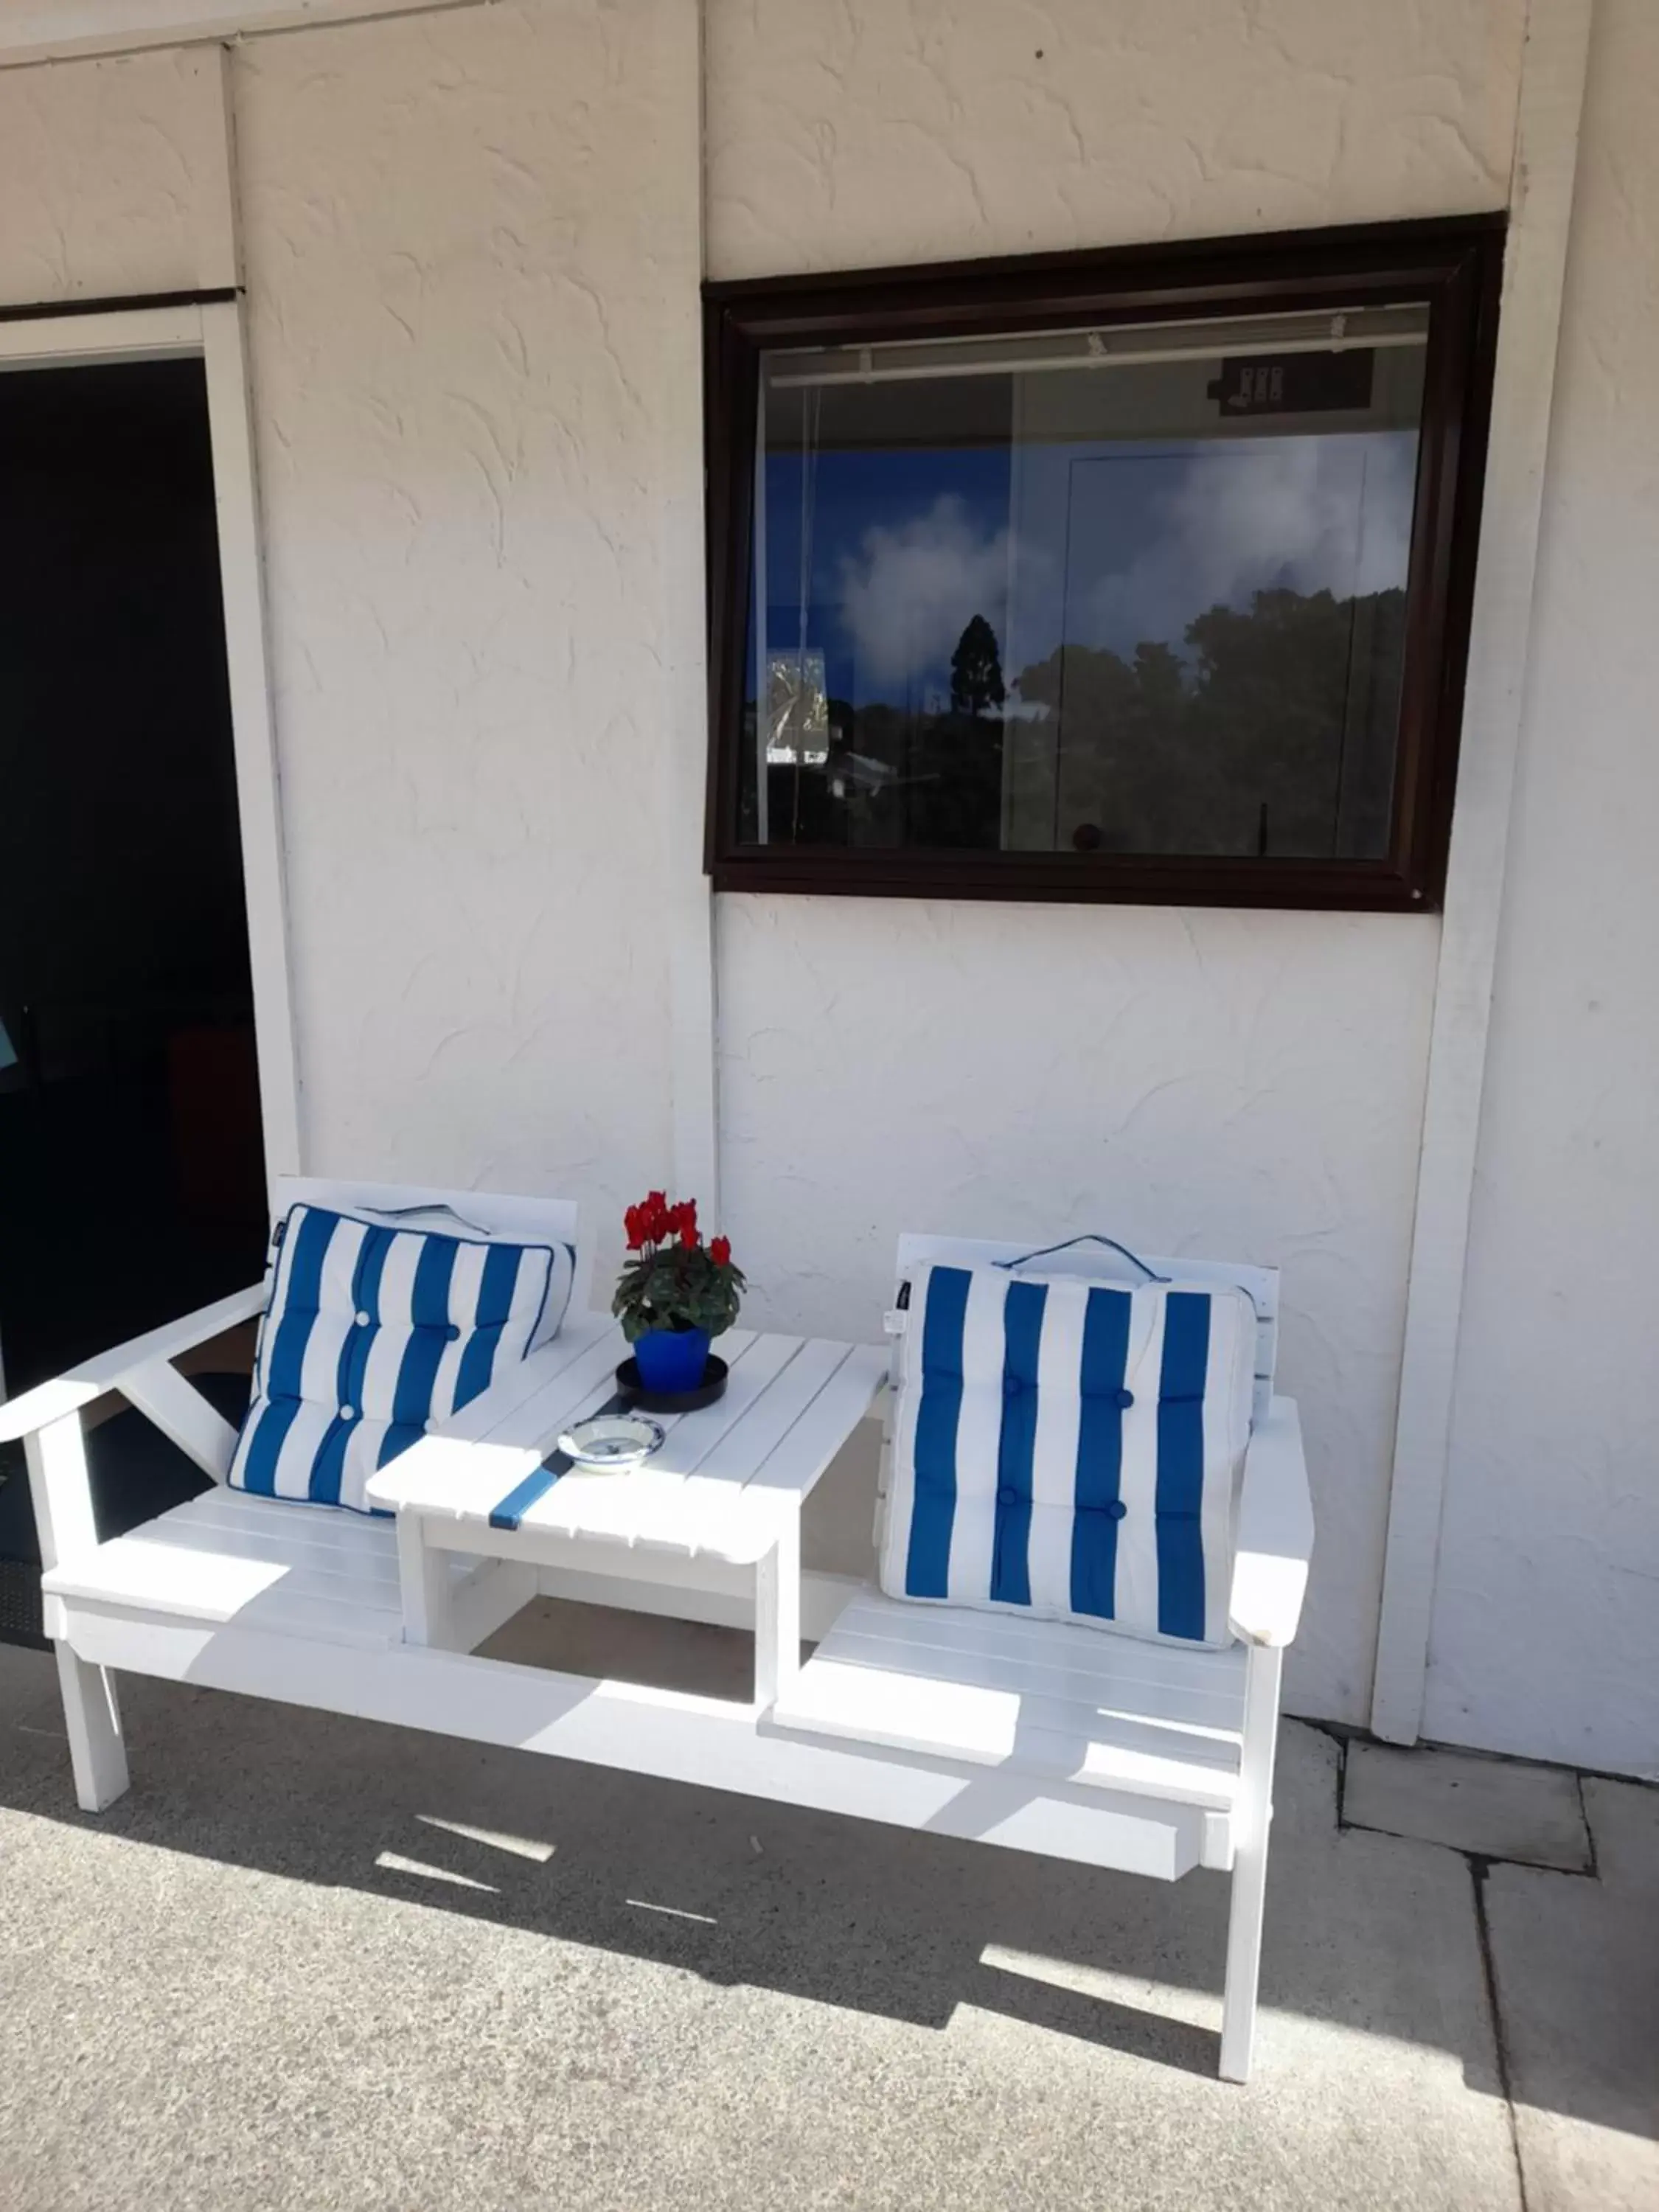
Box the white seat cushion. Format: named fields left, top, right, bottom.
left=229, top=1202, right=574, bottom=1514
left=880, top=1262, right=1256, bottom=1647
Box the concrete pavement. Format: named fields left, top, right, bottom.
left=0, top=1629, right=1652, bottom=2211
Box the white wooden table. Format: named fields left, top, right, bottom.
left=366, top=1315, right=887, bottom=1707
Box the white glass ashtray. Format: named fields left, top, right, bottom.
left=557, top=1413, right=665, bottom=1472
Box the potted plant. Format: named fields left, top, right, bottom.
left=613, top=1192, right=745, bottom=1394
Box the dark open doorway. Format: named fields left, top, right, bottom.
left=0, top=352, right=268, bottom=1639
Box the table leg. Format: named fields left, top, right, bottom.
left=395, top=1510, right=456, bottom=1649
left=754, top=1503, right=802, bottom=1711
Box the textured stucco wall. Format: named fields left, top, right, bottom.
left=230, top=0, right=702, bottom=1228
left=706, top=0, right=1521, bottom=278
left=0, top=43, right=224, bottom=305
left=719, top=899, right=1443, bottom=1719
left=0, top=1, right=442, bottom=67
left=1425, top=0, right=1659, bottom=1778
left=705, top=0, right=1525, bottom=1726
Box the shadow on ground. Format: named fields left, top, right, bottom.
left=4, top=1626, right=1654, bottom=2212
left=1, top=1630, right=1489, bottom=2081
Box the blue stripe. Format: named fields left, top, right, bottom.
left=307, top=1225, right=394, bottom=1508
left=235, top=1394, right=305, bottom=1498
left=489, top=1391, right=631, bottom=1530
left=1156, top=1292, right=1211, bottom=1641
left=453, top=1241, right=526, bottom=1411
left=905, top=1267, right=971, bottom=1598
left=341, top=1227, right=393, bottom=1410
left=262, top=1205, right=335, bottom=1404
left=306, top=1416, right=352, bottom=1509
left=990, top=1279, right=1044, bottom=1605
left=376, top=1419, right=427, bottom=1471
left=392, top=1235, right=460, bottom=1428
left=1071, top=1286, right=1132, bottom=1618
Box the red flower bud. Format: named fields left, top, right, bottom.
left=680, top=1225, right=697, bottom=1251
left=710, top=1236, right=731, bottom=1267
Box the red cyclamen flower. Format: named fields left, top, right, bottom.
left=710, top=1236, right=731, bottom=1267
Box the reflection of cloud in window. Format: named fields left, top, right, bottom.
left=836, top=494, right=1012, bottom=692
left=827, top=436, right=1414, bottom=700
left=1082, top=433, right=1417, bottom=658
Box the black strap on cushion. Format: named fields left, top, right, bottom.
left=993, top=1233, right=1169, bottom=1283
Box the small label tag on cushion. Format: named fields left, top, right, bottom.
left=883, top=1307, right=909, bottom=1336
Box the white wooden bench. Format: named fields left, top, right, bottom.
left=771, top=1231, right=1313, bottom=2081
left=0, top=1185, right=1312, bottom=2082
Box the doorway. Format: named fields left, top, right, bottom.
left=0, top=341, right=271, bottom=1638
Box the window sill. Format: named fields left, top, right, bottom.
left=709, top=850, right=1440, bottom=914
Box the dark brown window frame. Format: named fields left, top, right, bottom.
left=703, top=214, right=1504, bottom=913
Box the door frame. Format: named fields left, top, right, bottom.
left=0, top=296, right=302, bottom=1191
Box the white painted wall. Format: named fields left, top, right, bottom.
left=1425, top=0, right=1659, bottom=1780
left=706, top=0, right=1522, bottom=276
left=229, top=0, right=703, bottom=1229
left=705, top=0, right=1524, bottom=1726
left=0, top=42, right=228, bottom=303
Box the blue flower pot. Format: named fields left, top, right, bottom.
left=633, top=1326, right=712, bottom=1394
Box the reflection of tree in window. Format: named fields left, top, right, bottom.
left=1015, top=584, right=1406, bottom=859
left=950, top=616, right=1006, bottom=718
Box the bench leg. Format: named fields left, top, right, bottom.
left=754, top=1506, right=801, bottom=1712
left=55, top=1644, right=130, bottom=1812
left=1220, top=1641, right=1283, bottom=2084
left=395, top=1510, right=457, bottom=1649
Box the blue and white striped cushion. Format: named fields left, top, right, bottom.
left=229, top=1203, right=574, bottom=1514
left=879, top=1262, right=1256, bottom=1647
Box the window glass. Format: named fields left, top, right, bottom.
left=739, top=307, right=1428, bottom=862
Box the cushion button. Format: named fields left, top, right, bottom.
left=339, top=1405, right=355, bottom=1422
left=1116, top=1388, right=1134, bottom=1409
left=1109, top=1499, right=1127, bottom=1520
left=355, top=1311, right=371, bottom=1327
left=996, top=1485, right=1021, bottom=1506
left=1003, top=1374, right=1021, bottom=1397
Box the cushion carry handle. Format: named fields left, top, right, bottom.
left=994, top=1233, right=1169, bottom=1284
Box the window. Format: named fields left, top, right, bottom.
left=703, top=218, right=1502, bottom=910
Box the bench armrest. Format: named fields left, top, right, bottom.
left=0, top=1283, right=268, bottom=1445
left=1228, top=1394, right=1313, bottom=1649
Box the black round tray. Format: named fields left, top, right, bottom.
left=615, top=1354, right=728, bottom=1414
